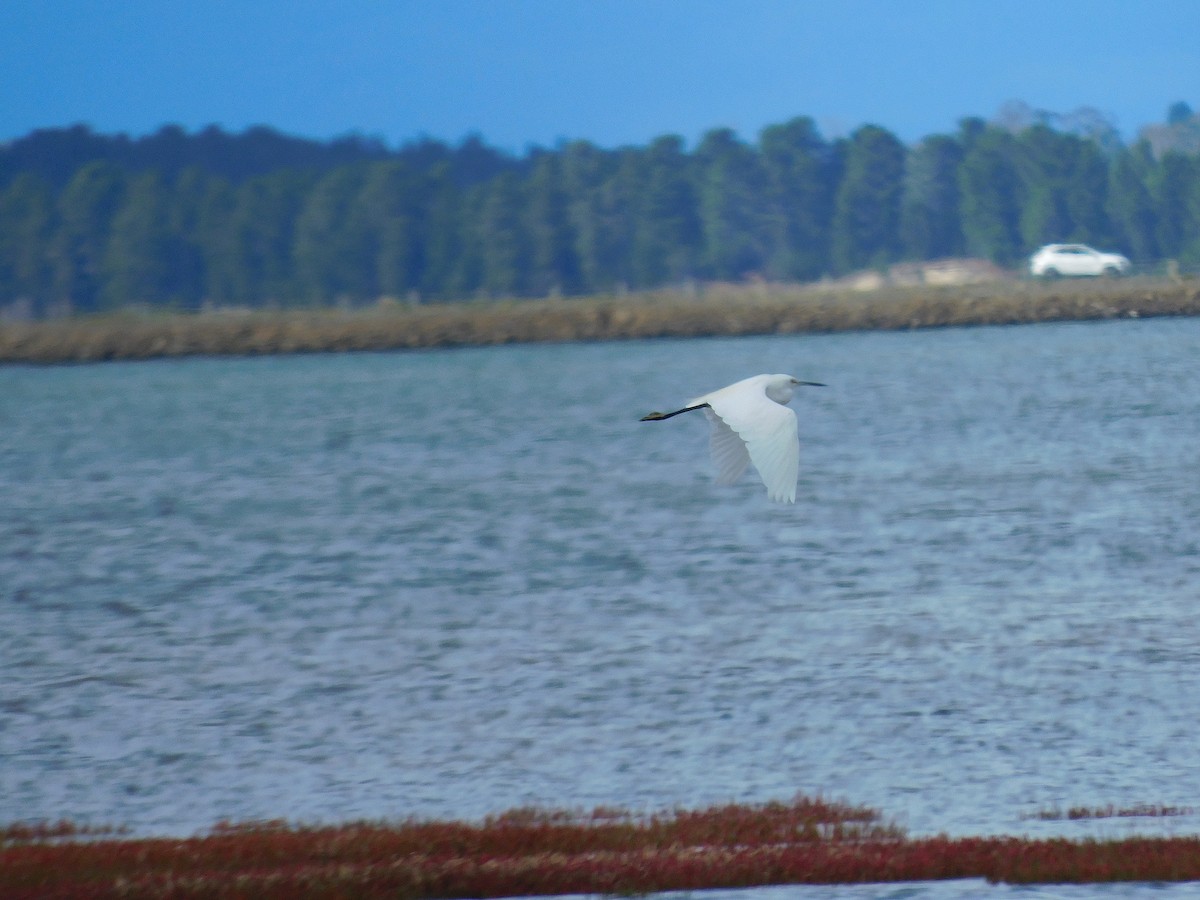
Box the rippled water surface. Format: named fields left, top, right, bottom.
left=5, top=318, right=1200, bottom=893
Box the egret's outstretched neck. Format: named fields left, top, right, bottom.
left=640, top=403, right=710, bottom=422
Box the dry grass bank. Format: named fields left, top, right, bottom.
left=2, top=278, right=1198, bottom=364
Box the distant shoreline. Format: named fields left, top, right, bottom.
left=2, top=278, right=1197, bottom=364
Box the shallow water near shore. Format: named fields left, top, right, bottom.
left=4, top=318, right=1200, bottom=893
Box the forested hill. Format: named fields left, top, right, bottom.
left=0, top=124, right=518, bottom=189
left=2, top=106, right=1199, bottom=318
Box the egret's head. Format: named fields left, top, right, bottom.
left=767, top=374, right=825, bottom=405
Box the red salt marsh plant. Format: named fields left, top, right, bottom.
left=0, top=820, right=129, bottom=844
left=6, top=796, right=1200, bottom=898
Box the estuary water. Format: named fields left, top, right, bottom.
left=4, top=317, right=1200, bottom=894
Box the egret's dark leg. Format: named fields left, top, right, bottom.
left=639, top=403, right=710, bottom=422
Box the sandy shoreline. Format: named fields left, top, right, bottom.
left=2, top=279, right=1197, bottom=364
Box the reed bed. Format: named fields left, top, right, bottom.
left=7, top=797, right=1200, bottom=898
left=2, top=278, right=1197, bottom=364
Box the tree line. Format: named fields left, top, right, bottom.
left=2, top=106, right=1199, bottom=316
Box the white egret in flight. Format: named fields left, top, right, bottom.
left=640, top=374, right=824, bottom=503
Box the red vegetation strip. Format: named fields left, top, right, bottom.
left=0, top=820, right=129, bottom=843
left=5, top=798, right=1200, bottom=898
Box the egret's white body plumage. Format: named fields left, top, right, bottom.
left=641, top=373, right=823, bottom=503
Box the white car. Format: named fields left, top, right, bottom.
left=1030, top=244, right=1131, bottom=278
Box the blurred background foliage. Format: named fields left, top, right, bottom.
left=1, top=102, right=1199, bottom=316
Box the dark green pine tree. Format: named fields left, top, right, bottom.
left=185, top=171, right=236, bottom=306
left=211, top=170, right=313, bottom=306
left=478, top=171, right=529, bottom=297
left=1062, top=138, right=1111, bottom=245
left=419, top=167, right=477, bottom=300
left=524, top=153, right=582, bottom=296
left=1106, top=142, right=1159, bottom=261
left=164, top=167, right=231, bottom=309
left=1167, top=101, right=1194, bottom=126
left=830, top=125, right=906, bottom=273
left=50, top=161, right=126, bottom=314
left=693, top=127, right=769, bottom=280
left=758, top=117, right=837, bottom=281
left=560, top=140, right=633, bottom=294
left=293, top=166, right=373, bottom=304
left=957, top=127, right=1022, bottom=264
left=1148, top=152, right=1195, bottom=260
left=354, top=161, right=429, bottom=301
left=1185, top=157, right=1200, bottom=265
left=101, top=171, right=173, bottom=308
left=1014, top=125, right=1111, bottom=250
left=631, top=135, right=701, bottom=288
left=900, top=135, right=964, bottom=260
left=0, top=174, right=57, bottom=316
left=1015, top=126, right=1073, bottom=250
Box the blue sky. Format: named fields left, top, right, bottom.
left=4, top=0, right=1198, bottom=152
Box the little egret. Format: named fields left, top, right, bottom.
left=640, top=374, right=824, bottom=503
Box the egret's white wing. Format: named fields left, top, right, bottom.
left=704, top=390, right=799, bottom=503
left=702, top=408, right=751, bottom=484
